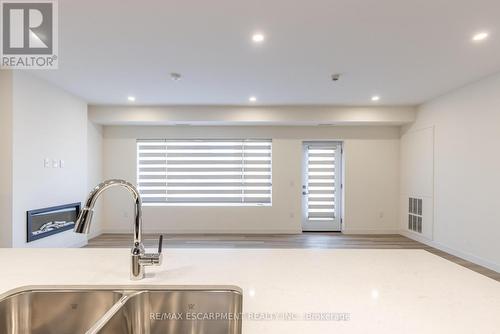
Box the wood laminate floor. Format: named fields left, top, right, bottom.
left=87, top=233, right=500, bottom=282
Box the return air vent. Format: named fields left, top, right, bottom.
left=408, top=197, right=422, bottom=233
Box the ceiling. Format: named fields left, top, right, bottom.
left=32, top=0, right=500, bottom=106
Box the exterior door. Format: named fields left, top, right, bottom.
left=302, top=142, right=342, bottom=231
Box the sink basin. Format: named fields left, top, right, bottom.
left=0, top=286, right=243, bottom=334
left=0, top=289, right=124, bottom=334
left=99, top=289, right=242, bottom=334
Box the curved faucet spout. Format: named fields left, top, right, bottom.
left=74, top=179, right=161, bottom=280
left=74, top=179, right=142, bottom=245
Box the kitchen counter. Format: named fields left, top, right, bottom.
left=1, top=248, right=499, bottom=333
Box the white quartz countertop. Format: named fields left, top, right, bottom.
left=1, top=248, right=499, bottom=333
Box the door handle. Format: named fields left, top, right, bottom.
left=157, top=234, right=163, bottom=254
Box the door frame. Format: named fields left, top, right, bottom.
left=301, top=141, right=343, bottom=232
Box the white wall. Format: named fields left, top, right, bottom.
left=400, top=127, right=434, bottom=240
left=401, top=72, right=500, bottom=272
left=102, top=126, right=400, bottom=234
left=343, top=139, right=400, bottom=233
left=89, top=105, right=416, bottom=126
left=87, top=121, right=104, bottom=237
left=11, top=72, right=88, bottom=248
left=0, top=71, right=13, bottom=247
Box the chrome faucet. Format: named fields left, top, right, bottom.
left=74, top=179, right=163, bottom=280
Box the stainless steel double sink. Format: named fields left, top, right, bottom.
left=0, top=286, right=242, bottom=334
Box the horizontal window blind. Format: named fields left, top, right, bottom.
left=137, top=139, right=272, bottom=206
left=305, top=143, right=338, bottom=220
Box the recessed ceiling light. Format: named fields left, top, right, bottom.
left=371, top=95, right=380, bottom=102
left=472, top=31, right=489, bottom=42
left=249, top=96, right=257, bottom=102
left=252, top=33, right=265, bottom=43
left=127, top=96, right=136, bottom=102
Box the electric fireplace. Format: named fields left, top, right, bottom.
left=26, top=203, right=81, bottom=242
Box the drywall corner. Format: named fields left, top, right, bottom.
left=0, top=70, right=13, bottom=247
left=87, top=119, right=104, bottom=237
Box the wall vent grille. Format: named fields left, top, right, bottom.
left=408, top=197, right=422, bottom=233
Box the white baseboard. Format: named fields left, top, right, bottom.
left=101, top=228, right=301, bottom=235
left=342, top=229, right=399, bottom=234
left=88, top=229, right=103, bottom=239
left=71, top=240, right=88, bottom=248
left=401, top=230, right=500, bottom=274
left=101, top=228, right=399, bottom=235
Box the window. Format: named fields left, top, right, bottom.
left=137, top=139, right=272, bottom=206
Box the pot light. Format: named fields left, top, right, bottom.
left=371, top=95, right=380, bottom=102
left=472, top=32, right=489, bottom=42
left=249, top=96, right=257, bottom=102
left=252, top=33, right=265, bottom=43
left=127, top=96, right=136, bottom=102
